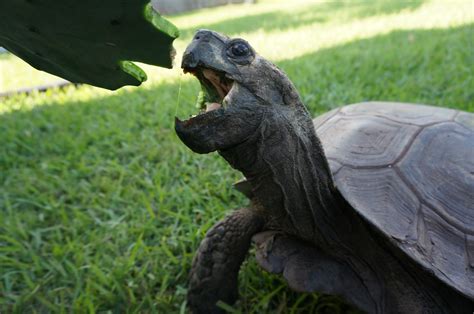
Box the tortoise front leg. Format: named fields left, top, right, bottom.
left=188, top=208, right=264, bottom=314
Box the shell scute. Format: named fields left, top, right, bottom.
left=341, top=102, right=457, bottom=126
left=317, top=115, right=418, bottom=167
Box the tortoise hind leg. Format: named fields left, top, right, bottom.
left=252, top=231, right=376, bottom=313
left=188, top=208, right=264, bottom=314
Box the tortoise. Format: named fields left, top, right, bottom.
left=175, top=30, right=474, bottom=313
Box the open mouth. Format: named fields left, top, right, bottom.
left=183, top=66, right=234, bottom=116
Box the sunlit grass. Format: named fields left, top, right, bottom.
left=171, top=0, right=472, bottom=61
left=1, top=0, right=473, bottom=313
left=0, top=54, right=65, bottom=93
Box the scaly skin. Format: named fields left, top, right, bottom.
left=188, top=208, right=263, bottom=314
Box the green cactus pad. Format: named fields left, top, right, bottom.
left=0, top=1, right=179, bottom=90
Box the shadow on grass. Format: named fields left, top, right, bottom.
left=179, top=0, right=426, bottom=38
left=0, top=24, right=472, bottom=313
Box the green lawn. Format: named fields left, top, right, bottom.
left=1, top=0, right=473, bottom=312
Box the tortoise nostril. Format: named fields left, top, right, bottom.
left=195, top=36, right=200, bottom=40
left=182, top=52, right=198, bottom=68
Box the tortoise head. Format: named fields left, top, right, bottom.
left=175, top=29, right=309, bottom=154
left=176, top=30, right=336, bottom=243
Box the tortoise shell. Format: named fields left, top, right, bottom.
left=314, top=102, right=474, bottom=299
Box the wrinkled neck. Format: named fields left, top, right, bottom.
left=219, top=109, right=342, bottom=243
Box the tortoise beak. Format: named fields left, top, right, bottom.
left=175, top=105, right=265, bottom=154
left=175, top=111, right=226, bottom=154
left=181, top=29, right=237, bottom=75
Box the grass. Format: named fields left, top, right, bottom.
left=1, top=0, right=473, bottom=312
left=0, top=54, right=65, bottom=93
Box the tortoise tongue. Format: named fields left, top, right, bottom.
left=206, top=102, right=221, bottom=112
left=202, top=69, right=229, bottom=99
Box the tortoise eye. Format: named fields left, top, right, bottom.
left=227, top=39, right=254, bottom=64
left=231, top=42, right=249, bottom=57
